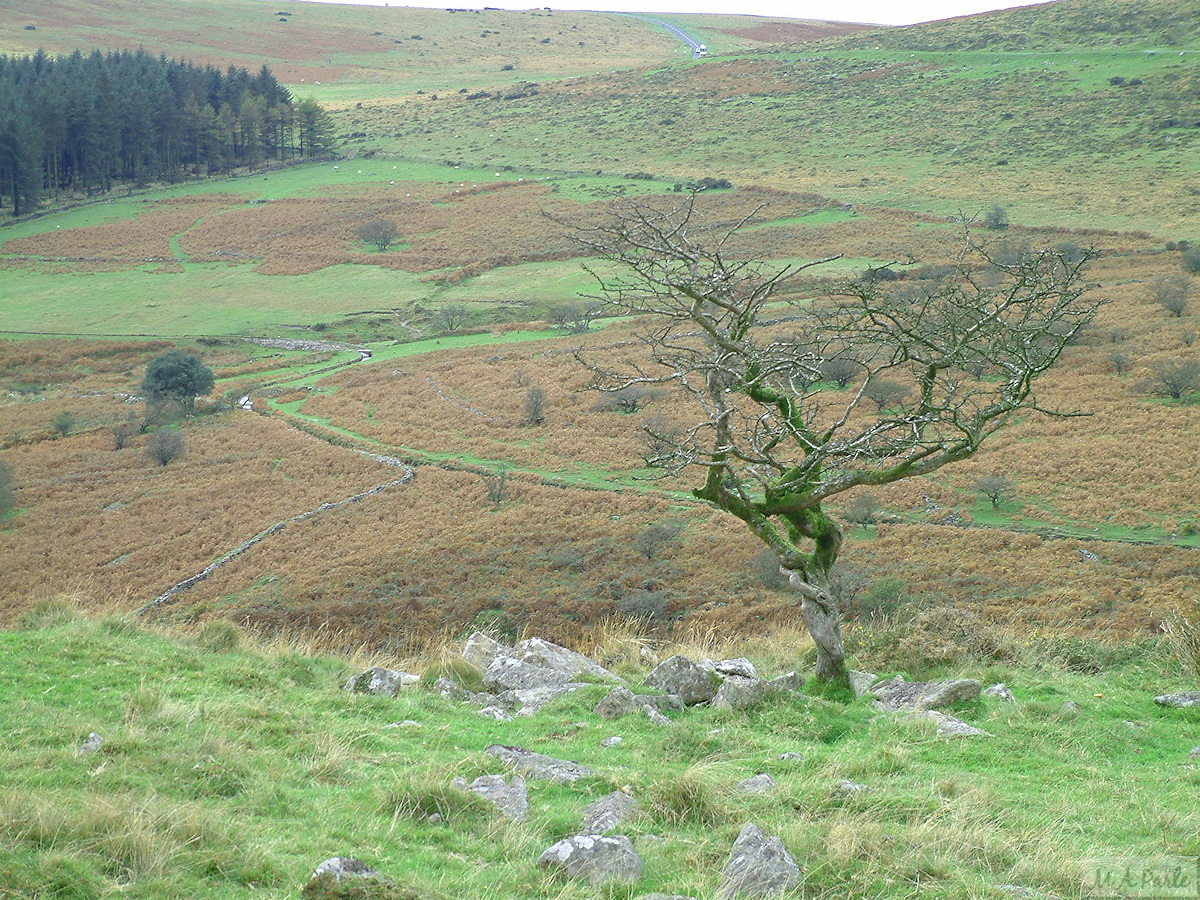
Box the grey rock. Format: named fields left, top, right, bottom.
left=311, top=857, right=382, bottom=883
left=384, top=720, right=421, bottom=729
left=643, top=704, right=672, bottom=726
left=638, top=646, right=660, bottom=667
left=451, top=774, right=528, bottom=821
left=920, top=710, right=992, bottom=738
left=714, top=658, right=759, bottom=680
left=849, top=670, right=879, bottom=696
left=1154, top=691, right=1200, bottom=708
left=433, top=677, right=471, bottom=702
left=983, top=683, right=1016, bottom=702
left=778, top=752, right=804, bottom=761
left=1059, top=700, right=1081, bottom=715
left=644, top=655, right=716, bottom=706
left=712, top=677, right=769, bottom=711
left=484, top=655, right=574, bottom=693
left=513, top=637, right=622, bottom=683
left=580, top=790, right=639, bottom=834
left=345, top=666, right=418, bottom=697
left=872, top=677, right=981, bottom=711
left=1188, top=746, right=1200, bottom=758
left=767, top=671, right=805, bottom=692
left=601, top=736, right=623, bottom=747
left=595, top=686, right=644, bottom=719
left=737, top=774, right=777, bottom=794
left=833, top=779, right=867, bottom=797
left=77, top=732, right=104, bottom=756
left=639, top=895, right=697, bottom=900
left=458, top=633, right=506, bottom=672
left=462, top=631, right=507, bottom=670
left=716, top=823, right=801, bottom=899
left=997, top=885, right=1062, bottom=900
left=537, top=834, right=644, bottom=885
left=486, top=744, right=596, bottom=784
left=509, top=683, right=585, bottom=716
left=478, top=705, right=513, bottom=721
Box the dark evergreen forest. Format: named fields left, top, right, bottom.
left=0, top=49, right=337, bottom=216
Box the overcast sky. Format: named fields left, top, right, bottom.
left=294, top=0, right=1057, bottom=27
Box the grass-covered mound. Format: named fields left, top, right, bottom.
left=3, top=604, right=1198, bottom=899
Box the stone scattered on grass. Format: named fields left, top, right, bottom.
left=345, top=667, right=418, bottom=697
left=983, top=683, right=1016, bottom=702
left=768, top=672, right=805, bottom=692
left=849, top=670, right=879, bottom=696
left=478, top=705, right=513, bottom=721
left=712, top=677, right=769, bottom=711
left=450, top=774, right=528, bottom=821
left=920, top=710, right=992, bottom=738
left=537, top=834, right=644, bottom=885
left=833, top=779, right=867, bottom=797
left=871, top=677, right=982, bottom=711
left=1059, top=700, right=1081, bottom=715
left=713, top=658, right=759, bottom=679
left=486, top=744, right=596, bottom=784
left=77, top=732, right=104, bottom=756
left=601, top=736, right=624, bottom=747
left=1154, top=691, right=1200, bottom=708
left=716, top=823, right=801, bottom=900
left=737, top=774, right=777, bottom=794
left=580, top=790, right=639, bottom=834
left=643, top=704, right=672, bottom=726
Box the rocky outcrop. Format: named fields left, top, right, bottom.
left=644, top=655, right=717, bottom=706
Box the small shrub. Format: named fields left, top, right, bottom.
left=616, top=588, right=670, bottom=623
left=357, top=219, right=399, bottom=252
left=983, top=204, right=1009, bottom=230
left=374, top=770, right=489, bottom=823
left=146, top=429, right=185, bottom=465
left=51, top=410, right=76, bottom=436
left=302, top=874, right=424, bottom=900
left=647, top=766, right=728, bottom=825
left=194, top=619, right=243, bottom=653
left=0, top=461, right=13, bottom=518
left=852, top=607, right=1013, bottom=675
left=111, top=421, right=137, bottom=450
left=1183, top=247, right=1200, bottom=274
left=17, top=596, right=80, bottom=629
left=521, top=386, right=545, bottom=425
left=418, top=658, right=485, bottom=693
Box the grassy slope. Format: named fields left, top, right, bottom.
left=3, top=610, right=1199, bottom=900
left=341, top=0, right=1199, bottom=235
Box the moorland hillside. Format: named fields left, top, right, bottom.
left=0, top=0, right=1196, bottom=656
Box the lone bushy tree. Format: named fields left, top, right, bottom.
left=570, top=195, right=1099, bottom=682
left=0, top=461, right=13, bottom=518
left=357, top=219, right=399, bottom=252
left=141, top=350, right=214, bottom=412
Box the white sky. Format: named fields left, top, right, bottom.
left=293, top=0, right=1058, bottom=27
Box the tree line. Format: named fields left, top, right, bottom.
left=0, top=49, right=337, bottom=216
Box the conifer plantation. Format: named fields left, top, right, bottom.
left=0, top=49, right=334, bottom=215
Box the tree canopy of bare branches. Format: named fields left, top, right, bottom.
left=569, top=194, right=1100, bottom=682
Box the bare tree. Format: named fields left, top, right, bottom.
left=974, top=474, right=1013, bottom=509
left=357, top=219, right=399, bottom=252
left=111, top=420, right=137, bottom=450
left=632, top=523, right=683, bottom=561
left=862, top=378, right=910, bottom=411
left=522, top=386, right=546, bottom=425
left=482, top=466, right=509, bottom=506
left=1142, top=358, right=1200, bottom=400
left=438, top=304, right=469, bottom=332
left=146, top=429, right=185, bottom=466
left=569, top=194, right=1099, bottom=682
left=1151, top=276, right=1190, bottom=318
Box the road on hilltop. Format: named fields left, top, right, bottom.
left=623, top=14, right=707, bottom=58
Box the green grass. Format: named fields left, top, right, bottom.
left=3, top=610, right=1199, bottom=899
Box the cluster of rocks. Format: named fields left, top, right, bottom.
left=346, top=635, right=807, bottom=722
left=850, top=671, right=999, bottom=738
